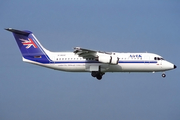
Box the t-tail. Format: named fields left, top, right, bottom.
left=5, top=28, right=52, bottom=64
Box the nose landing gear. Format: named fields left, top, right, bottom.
left=162, top=73, right=166, bottom=78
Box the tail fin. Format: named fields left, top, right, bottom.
left=5, top=28, right=52, bottom=63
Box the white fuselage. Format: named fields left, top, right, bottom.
left=23, top=51, right=175, bottom=73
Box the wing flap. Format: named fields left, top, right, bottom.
left=74, top=47, right=97, bottom=58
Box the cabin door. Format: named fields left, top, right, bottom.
left=144, top=56, right=149, bottom=64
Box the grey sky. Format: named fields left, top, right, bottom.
left=0, top=0, right=180, bottom=120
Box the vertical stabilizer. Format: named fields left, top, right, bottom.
left=5, top=28, right=52, bottom=63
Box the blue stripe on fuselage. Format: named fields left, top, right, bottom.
left=29, top=60, right=157, bottom=64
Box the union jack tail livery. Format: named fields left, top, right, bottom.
left=6, top=28, right=52, bottom=63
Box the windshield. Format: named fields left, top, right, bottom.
left=154, top=57, right=164, bottom=60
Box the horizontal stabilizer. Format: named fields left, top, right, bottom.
left=5, top=28, right=32, bottom=36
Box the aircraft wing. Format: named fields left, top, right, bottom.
left=74, top=47, right=98, bottom=58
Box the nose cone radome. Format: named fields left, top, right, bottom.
left=163, top=61, right=176, bottom=71
left=174, top=65, right=177, bottom=69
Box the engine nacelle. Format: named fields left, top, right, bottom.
left=98, top=55, right=119, bottom=65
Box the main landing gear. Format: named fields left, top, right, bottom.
left=91, top=71, right=105, bottom=80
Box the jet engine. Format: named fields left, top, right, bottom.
left=97, top=55, right=119, bottom=65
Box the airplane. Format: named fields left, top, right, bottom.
left=5, top=28, right=177, bottom=80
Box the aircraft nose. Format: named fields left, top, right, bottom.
left=174, top=65, right=177, bottom=69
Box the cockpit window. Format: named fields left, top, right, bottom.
left=154, top=57, right=164, bottom=60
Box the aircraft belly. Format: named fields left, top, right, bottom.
left=85, top=63, right=109, bottom=72
left=54, top=63, right=86, bottom=72
left=43, top=62, right=163, bottom=73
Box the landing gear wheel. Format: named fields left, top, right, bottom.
left=162, top=73, right=166, bottom=78
left=91, top=71, right=98, bottom=77
left=96, top=75, right=102, bottom=80
left=91, top=71, right=104, bottom=80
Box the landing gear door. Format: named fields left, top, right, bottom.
left=85, top=65, right=99, bottom=72
left=89, top=66, right=99, bottom=71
